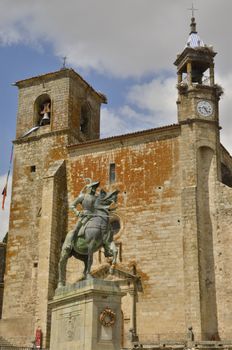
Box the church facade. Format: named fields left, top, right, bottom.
left=1, top=17, right=232, bottom=348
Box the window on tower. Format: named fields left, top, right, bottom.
left=34, top=94, right=51, bottom=126
left=30, top=165, right=36, bottom=173
left=109, top=163, right=116, bottom=183
left=201, top=68, right=210, bottom=86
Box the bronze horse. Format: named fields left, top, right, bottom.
left=58, top=190, right=119, bottom=287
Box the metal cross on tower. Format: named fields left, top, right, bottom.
left=188, top=3, right=198, bottom=18
left=62, top=56, right=67, bottom=69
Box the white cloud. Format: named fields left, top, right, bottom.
left=0, top=174, right=12, bottom=241
left=0, top=0, right=232, bottom=77
left=100, top=105, right=150, bottom=138
left=127, top=76, right=177, bottom=125
left=101, top=75, right=177, bottom=138
left=100, top=107, right=129, bottom=137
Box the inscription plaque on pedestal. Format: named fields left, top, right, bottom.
left=101, top=326, right=113, bottom=341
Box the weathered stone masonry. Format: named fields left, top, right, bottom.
left=1, top=18, right=232, bottom=349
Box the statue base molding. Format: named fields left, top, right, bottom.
left=49, top=279, right=125, bottom=350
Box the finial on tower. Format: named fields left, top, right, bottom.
left=60, top=56, right=67, bottom=70
left=188, top=4, right=198, bottom=33
left=186, top=4, right=204, bottom=48
left=190, top=17, right=197, bottom=34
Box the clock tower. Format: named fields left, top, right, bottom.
left=174, top=16, right=222, bottom=124
left=174, top=16, right=223, bottom=340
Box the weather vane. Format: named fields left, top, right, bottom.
left=188, top=3, right=198, bottom=18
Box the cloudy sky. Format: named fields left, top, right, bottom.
left=0, top=0, right=232, bottom=239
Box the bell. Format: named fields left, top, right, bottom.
left=192, top=69, right=203, bottom=84
left=40, top=112, right=50, bottom=126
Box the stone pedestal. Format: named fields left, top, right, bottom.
left=49, top=279, right=125, bottom=350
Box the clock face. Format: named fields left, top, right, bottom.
left=197, top=101, right=213, bottom=117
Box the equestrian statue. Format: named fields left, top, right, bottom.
left=58, top=179, right=119, bottom=287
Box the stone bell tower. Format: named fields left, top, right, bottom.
left=175, top=16, right=221, bottom=125
left=174, top=16, right=223, bottom=340
left=1, top=68, right=106, bottom=347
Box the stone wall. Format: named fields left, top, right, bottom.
left=3, top=135, right=68, bottom=313
left=214, top=181, right=232, bottom=340
left=177, top=115, right=221, bottom=341
left=1, top=134, right=69, bottom=347
left=1, top=69, right=104, bottom=347
left=0, top=318, right=34, bottom=346
left=2, top=72, right=73, bottom=346
left=220, top=146, right=232, bottom=187
left=69, top=74, right=101, bottom=141
left=0, top=243, right=6, bottom=319
left=66, top=126, right=186, bottom=345
left=3, top=118, right=232, bottom=347
left=2, top=66, right=232, bottom=348
left=36, top=160, right=67, bottom=348
left=197, top=146, right=218, bottom=339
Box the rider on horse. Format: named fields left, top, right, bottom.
left=65, top=180, right=100, bottom=251
left=58, top=179, right=119, bottom=285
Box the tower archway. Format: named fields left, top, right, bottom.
left=34, top=94, right=51, bottom=126
left=80, top=102, right=92, bottom=137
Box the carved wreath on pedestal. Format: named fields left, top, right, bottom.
left=99, top=307, right=116, bottom=327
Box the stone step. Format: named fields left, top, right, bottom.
left=0, top=335, right=15, bottom=347
left=126, top=344, right=232, bottom=350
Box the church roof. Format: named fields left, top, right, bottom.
left=186, top=17, right=204, bottom=48
left=68, top=123, right=180, bottom=151
left=13, top=68, right=107, bottom=103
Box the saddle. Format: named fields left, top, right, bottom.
left=76, top=216, right=109, bottom=243
left=77, top=217, right=97, bottom=238
left=78, top=224, right=86, bottom=238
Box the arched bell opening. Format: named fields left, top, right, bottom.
left=80, top=103, right=91, bottom=137
left=34, top=94, right=51, bottom=126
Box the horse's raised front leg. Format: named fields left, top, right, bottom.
left=58, top=248, right=71, bottom=288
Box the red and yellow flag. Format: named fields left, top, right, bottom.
left=1, top=185, right=7, bottom=210
left=1, top=145, right=13, bottom=210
